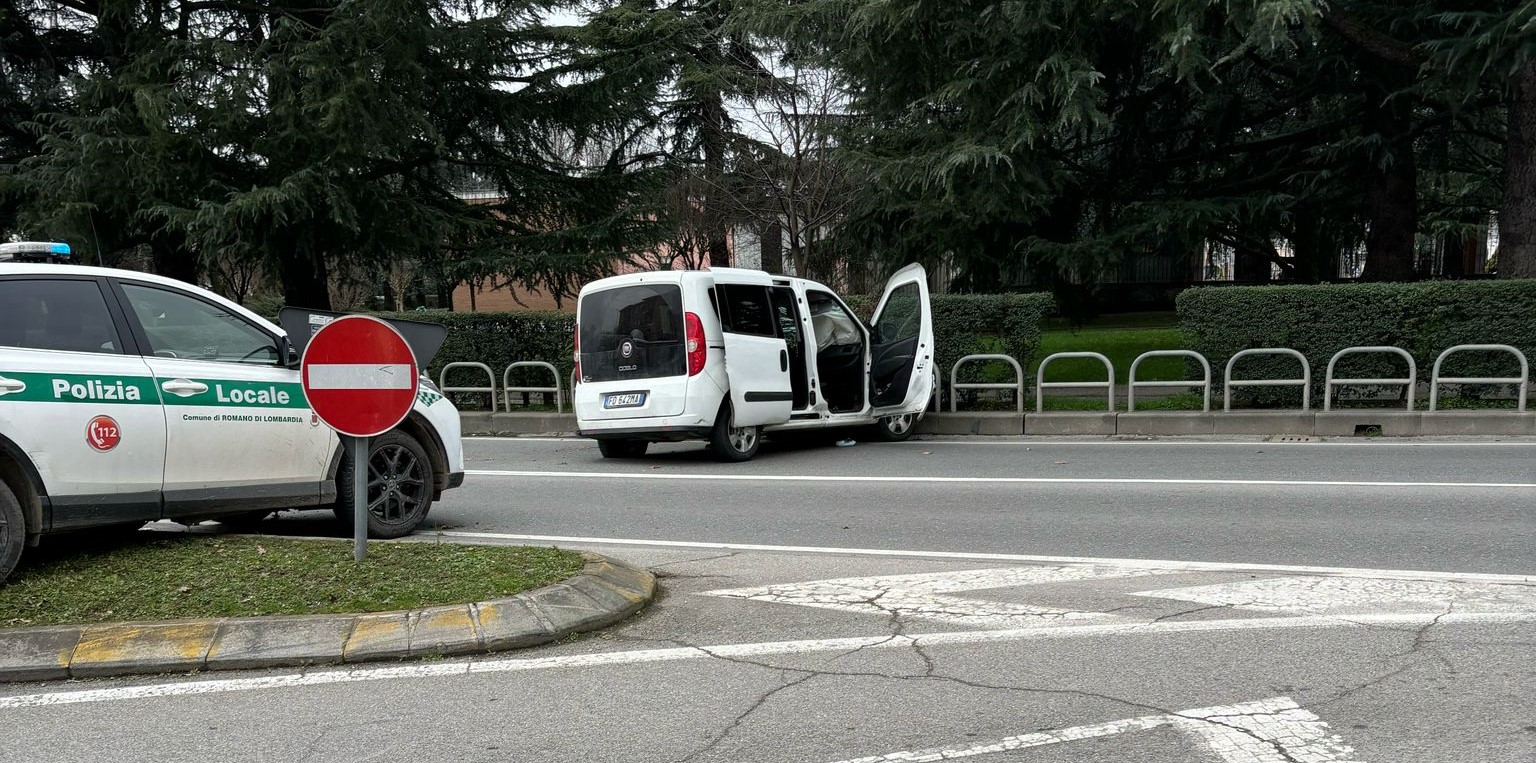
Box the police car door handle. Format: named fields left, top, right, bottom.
left=0, top=376, right=24, bottom=394
left=161, top=379, right=208, bottom=397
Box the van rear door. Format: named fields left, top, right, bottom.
left=868, top=264, right=935, bottom=417
left=576, top=282, right=689, bottom=418
left=710, top=270, right=793, bottom=427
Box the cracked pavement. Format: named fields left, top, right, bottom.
left=1, top=437, right=1531, bottom=762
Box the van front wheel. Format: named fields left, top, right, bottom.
left=709, top=403, right=761, bottom=462
left=873, top=413, right=918, bottom=442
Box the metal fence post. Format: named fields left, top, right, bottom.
left=1035, top=352, right=1115, bottom=412
left=1223, top=349, right=1311, bottom=411
left=1428, top=344, right=1529, bottom=412
left=1324, top=347, right=1417, bottom=411
left=949, top=354, right=1025, bottom=413
left=1127, top=350, right=1212, bottom=412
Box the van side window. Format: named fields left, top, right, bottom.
left=0, top=279, right=123, bottom=354
left=717, top=284, right=776, bottom=338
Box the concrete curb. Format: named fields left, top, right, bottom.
left=0, top=552, right=653, bottom=684
left=460, top=410, right=1536, bottom=438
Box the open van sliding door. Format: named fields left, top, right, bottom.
left=709, top=269, right=794, bottom=427
left=867, top=264, right=935, bottom=417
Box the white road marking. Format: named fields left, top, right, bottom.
left=466, top=468, right=1536, bottom=489
left=705, top=566, right=1168, bottom=628
left=304, top=364, right=415, bottom=389
left=426, top=531, right=1536, bottom=585
left=705, top=566, right=1536, bottom=627
left=1, top=612, right=1530, bottom=710
left=823, top=696, right=1361, bottom=763
left=462, top=436, right=1536, bottom=447
left=1136, top=576, right=1536, bottom=615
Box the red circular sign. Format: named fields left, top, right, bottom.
left=300, top=315, right=419, bottom=438
left=86, top=415, right=121, bottom=452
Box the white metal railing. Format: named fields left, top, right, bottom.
left=1128, top=351, right=1211, bottom=412
left=1224, top=348, right=1311, bottom=411
left=1429, top=344, right=1529, bottom=412
left=950, top=354, right=1025, bottom=413
left=439, top=362, right=497, bottom=410
left=1036, top=352, right=1114, bottom=412
left=1325, top=347, right=1417, bottom=411
left=503, top=361, right=564, bottom=413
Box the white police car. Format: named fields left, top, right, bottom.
left=0, top=242, right=465, bottom=581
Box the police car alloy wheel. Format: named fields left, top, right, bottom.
left=335, top=430, right=433, bottom=539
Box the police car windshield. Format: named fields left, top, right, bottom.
left=579, top=285, right=685, bottom=382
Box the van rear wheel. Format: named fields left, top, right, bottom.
left=598, top=439, right=649, bottom=459
left=0, top=480, right=25, bottom=584
left=709, top=403, right=761, bottom=462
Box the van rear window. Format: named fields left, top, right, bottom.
left=579, top=285, right=685, bottom=382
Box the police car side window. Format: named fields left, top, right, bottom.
left=0, top=279, right=122, bottom=354
left=119, top=283, right=278, bottom=365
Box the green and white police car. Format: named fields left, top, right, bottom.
left=0, top=242, right=465, bottom=582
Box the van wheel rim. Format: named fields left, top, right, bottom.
left=367, top=444, right=428, bottom=523
left=729, top=426, right=757, bottom=453
left=885, top=414, right=913, bottom=435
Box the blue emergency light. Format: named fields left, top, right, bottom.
left=0, top=241, right=73, bottom=263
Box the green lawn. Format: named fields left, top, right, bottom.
left=0, top=535, right=584, bottom=628
left=1035, top=316, right=1188, bottom=384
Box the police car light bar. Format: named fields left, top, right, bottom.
left=0, top=241, right=72, bottom=263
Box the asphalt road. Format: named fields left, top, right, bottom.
left=2, top=435, right=1532, bottom=763
left=439, top=436, right=1536, bottom=573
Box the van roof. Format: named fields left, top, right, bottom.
left=578, top=267, right=831, bottom=296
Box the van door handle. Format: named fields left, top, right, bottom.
left=0, top=376, right=25, bottom=395
left=780, top=350, right=789, bottom=372
left=161, top=379, right=208, bottom=397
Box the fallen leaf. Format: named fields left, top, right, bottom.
left=177, top=586, right=192, bottom=593
left=256, top=545, right=267, bottom=555
left=1054, top=460, right=1068, bottom=465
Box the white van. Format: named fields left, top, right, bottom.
left=574, top=264, right=934, bottom=461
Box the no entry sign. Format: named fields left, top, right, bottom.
left=301, top=315, right=419, bottom=438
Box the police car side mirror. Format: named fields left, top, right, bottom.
left=278, top=336, right=300, bottom=369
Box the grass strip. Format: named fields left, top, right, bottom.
left=0, top=535, right=584, bottom=628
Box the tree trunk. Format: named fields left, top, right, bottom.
left=1359, top=72, right=1418, bottom=282
left=1499, top=59, right=1536, bottom=278
left=276, top=235, right=332, bottom=310
left=701, top=91, right=731, bottom=269
left=1233, top=241, right=1271, bottom=283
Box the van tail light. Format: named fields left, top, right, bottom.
left=572, top=323, right=581, bottom=384
left=685, top=312, right=705, bottom=376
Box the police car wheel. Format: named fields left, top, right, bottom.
left=0, top=480, right=24, bottom=584
left=335, top=431, right=433, bottom=540
left=708, top=402, right=760, bottom=462
left=598, top=439, right=649, bottom=459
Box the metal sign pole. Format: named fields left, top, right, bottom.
left=348, top=435, right=369, bottom=561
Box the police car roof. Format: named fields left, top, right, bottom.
left=0, top=261, right=284, bottom=337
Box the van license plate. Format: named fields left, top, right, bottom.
left=604, top=392, right=647, bottom=409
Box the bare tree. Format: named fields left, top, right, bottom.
left=716, top=62, right=859, bottom=281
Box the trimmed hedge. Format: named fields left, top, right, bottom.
left=384, top=290, right=1054, bottom=409
left=1177, top=280, right=1536, bottom=405
left=845, top=292, right=1054, bottom=390
left=377, top=310, right=574, bottom=410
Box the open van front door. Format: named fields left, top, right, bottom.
left=867, top=263, right=935, bottom=417
left=710, top=269, right=794, bottom=427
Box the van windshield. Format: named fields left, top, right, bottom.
left=579, top=284, right=686, bottom=382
